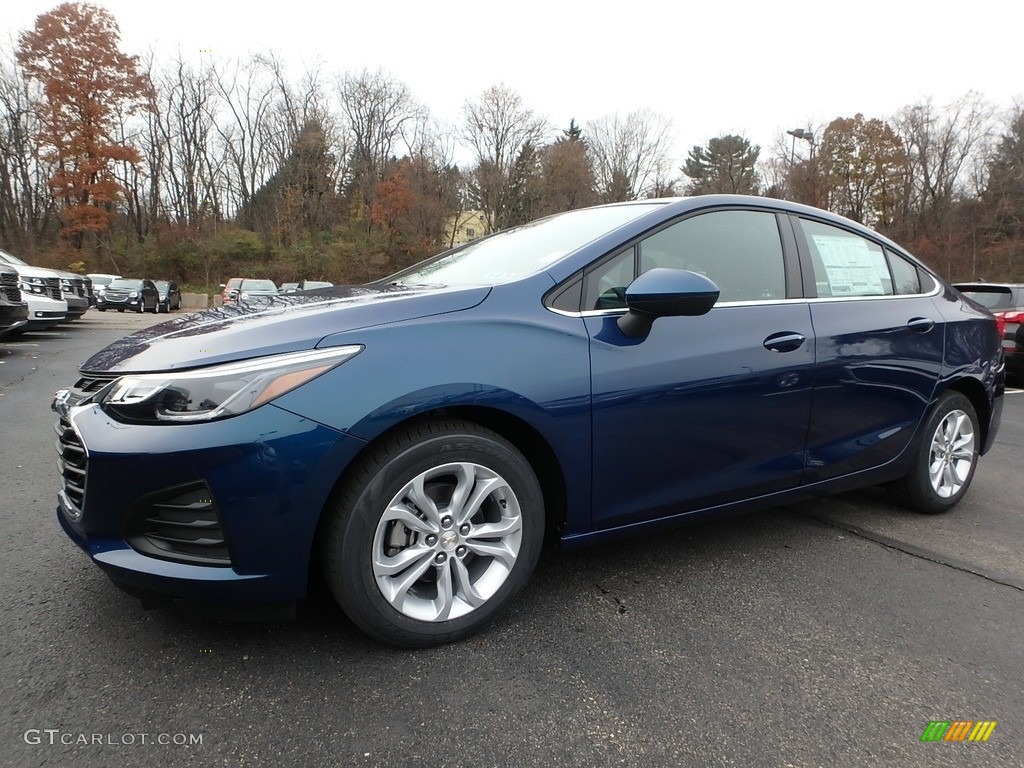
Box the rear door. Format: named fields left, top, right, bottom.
left=792, top=216, right=944, bottom=482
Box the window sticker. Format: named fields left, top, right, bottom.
left=812, top=235, right=885, bottom=295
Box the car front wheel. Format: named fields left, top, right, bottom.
left=889, top=391, right=979, bottom=514
left=322, top=420, right=545, bottom=646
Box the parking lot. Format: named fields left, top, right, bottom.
left=2, top=310, right=1022, bottom=767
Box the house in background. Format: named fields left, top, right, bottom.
left=445, top=210, right=487, bottom=247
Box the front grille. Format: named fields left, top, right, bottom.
left=45, top=276, right=61, bottom=301
left=1, top=271, right=20, bottom=303
left=63, top=278, right=86, bottom=298
left=73, top=371, right=119, bottom=401
left=55, top=415, right=87, bottom=515
left=125, top=484, right=232, bottom=566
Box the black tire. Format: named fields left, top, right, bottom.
left=888, top=391, right=980, bottom=514
left=97, top=308, right=106, bottom=312
left=322, top=419, right=544, bottom=647
left=117, top=308, right=124, bottom=313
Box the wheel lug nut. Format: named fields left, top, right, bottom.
left=459, top=524, right=470, bottom=535
left=456, top=546, right=467, bottom=557
left=441, top=515, right=453, bottom=528
left=425, top=534, right=438, bottom=546
left=434, top=552, right=447, bottom=565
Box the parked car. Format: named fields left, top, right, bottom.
left=154, top=280, right=181, bottom=313
left=220, top=278, right=278, bottom=304
left=281, top=280, right=333, bottom=294
left=56, top=272, right=90, bottom=321
left=953, top=282, right=1024, bottom=384
left=0, top=249, right=67, bottom=331
left=220, top=277, right=243, bottom=304
left=95, top=278, right=159, bottom=313
left=0, top=268, right=29, bottom=337
left=53, top=196, right=1004, bottom=647
left=87, top=273, right=121, bottom=303
left=241, top=279, right=279, bottom=301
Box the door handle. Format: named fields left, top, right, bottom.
left=763, top=332, right=806, bottom=353
left=907, top=317, right=935, bottom=333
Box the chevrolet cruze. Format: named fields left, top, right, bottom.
left=53, top=196, right=1004, bottom=646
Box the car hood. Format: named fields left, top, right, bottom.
left=80, top=283, right=490, bottom=374
left=10, top=264, right=62, bottom=279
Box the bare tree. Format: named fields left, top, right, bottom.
left=147, top=51, right=225, bottom=228
left=586, top=109, right=674, bottom=202
left=460, top=83, right=548, bottom=232
left=213, top=54, right=279, bottom=227
left=336, top=67, right=425, bottom=214
left=0, top=42, right=55, bottom=252
left=894, top=93, right=993, bottom=246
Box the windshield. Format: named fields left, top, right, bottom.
left=386, top=203, right=662, bottom=287
left=0, top=250, right=28, bottom=266
left=241, top=280, right=277, bottom=292
left=109, top=279, right=143, bottom=290
left=90, top=276, right=116, bottom=287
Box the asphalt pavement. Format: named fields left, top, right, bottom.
left=2, top=311, right=1022, bottom=767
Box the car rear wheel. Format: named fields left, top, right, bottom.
left=322, top=420, right=544, bottom=646
left=889, top=391, right=979, bottom=514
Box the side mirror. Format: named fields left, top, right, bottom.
left=618, top=268, right=720, bottom=339
left=219, top=283, right=226, bottom=289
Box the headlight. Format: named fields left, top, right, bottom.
left=128, top=291, right=138, bottom=298
left=99, top=346, right=363, bottom=423
left=20, top=278, right=46, bottom=295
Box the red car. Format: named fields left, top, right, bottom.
left=954, top=282, right=1024, bottom=385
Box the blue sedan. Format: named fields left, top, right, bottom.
left=53, top=196, right=1004, bottom=646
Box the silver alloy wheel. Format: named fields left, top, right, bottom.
left=371, top=461, right=523, bottom=622
left=927, top=408, right=976, bottom=498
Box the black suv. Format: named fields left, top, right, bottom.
left=0, top=269, right=29, bottom=337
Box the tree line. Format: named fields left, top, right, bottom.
left=1, top=2, right=1022, bottom=289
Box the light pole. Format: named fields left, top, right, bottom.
left=787, top=127, right=814, bottom=165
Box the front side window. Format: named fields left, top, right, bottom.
left=583, top=247, right=634, bottom=310
left=577, top=209, right=788, bottom=311
left=639, top=210, right=786, bottom=302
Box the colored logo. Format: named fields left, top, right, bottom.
left=920, top=720, right=996, bottom=742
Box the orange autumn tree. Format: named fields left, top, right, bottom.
left=17, top=2, right=149, bottom=251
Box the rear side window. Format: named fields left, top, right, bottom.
left=886, top=249, right=921, bottom=295
left=800, top=219, right=892, bottom=297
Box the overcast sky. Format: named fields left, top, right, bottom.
left=5, top=0, right=1021, bottom=166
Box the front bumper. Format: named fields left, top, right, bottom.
left=55, top=400, right=368, bottom=604
left=0, top=302, right=29, bottom=335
